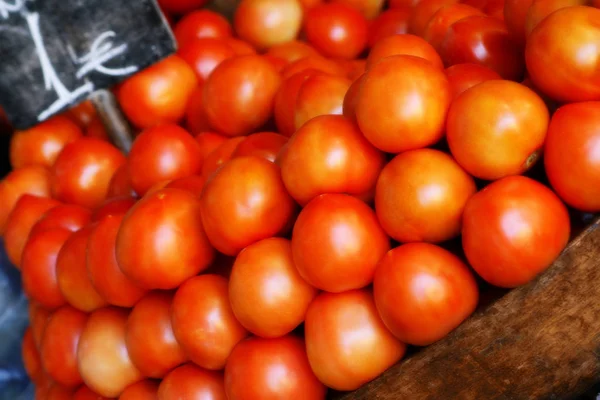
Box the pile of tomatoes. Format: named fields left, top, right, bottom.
left=2, top=0, right=600, bottom=398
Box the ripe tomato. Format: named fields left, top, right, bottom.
left=229, top=238, right=317, bottom=338
left=158, top=0, right=209, bottom=14
left=22, top=328, right=44, bottom=384
left=274, top=70, right=319, bottom=137
left=445, top=63, right=501, bottom=99
left=127, top=124, right=202, bottom=196
left=390, top=0, right=421, bottom=6
left=225, top=336, right=326, bottom=400
left=463, top=176, right=571, bottom=288
left=51, top=138, right=126, bottom=209
left=292, top=194, right=390, bottom=292
left=503, top=0, right=535, bottom=45
left=77, top=307, right=143, bottom=398
left=544, top=102, right=600, bottom=212
left=375, top=149, right=476, bottom=243
left=73, top=386, right=113, bottom=400
left=279, top=115, right=385, bottom=205
left=446, top=80, right=549, bottom=180
left=120, top=380, right=159, bottom=400
left=337, top=58, right=367, bottom=81
left=29, top=204, right=91, bottom=238
left=200, top=156, right=296, bottom=256
left=125, top=291, right=187, bottom=378
left=423, top=4, right=484, bottom=52
left=158, top=363, right=226, bottom=400
left=91, top=196, right=136, bottom=221
left=66, top=100, right=96, bottom=128
left=234, top=0, right=303, bottom=50
left=356, top=55, right=451, bottom=153
left=29, top=301, right=51, bottom=349
left=304, top=3, right=368, bottom=59
left=225, top=38, right=258, bottom=55
left=305, top=289, right=406, bottom=391
left=265, top=41, right=320, bottom=65
left=367, top=8, right=411, bottom=47
left=366, top=33, right=444, bottom=70
left=525, top=6, right=600, bottom=103
left=178, top=38, right=236, bottom=83
left=294, top=72, right=351, bottom=130
left=40, top=306, right=87, bottom=387
left=171, top=275, right=248, bottom=370
left=231, top=132, right=287, bottom=162
left=106, top=164, right=134, bottom=199
left=117, top=55, right=198, bottom=129
left=342, top=74, right=364, bottom=123
left=201, top=136, right=246, bottom=179
left=524, top=0, right=588, bottom=37
left=46, top=383, right=76, bottom=400
left=85, top=116, right=110, bottom=142
left=374, top=243, right=478, bottom=345
left=184, top=85, right=211, bottom=135
left=116, top=188, right=215, bottom=289
left=196, top=132, right=228, bottom=160
left=332, top=0, right=385, bottom=19
left=409, top=0, right=459, bottom=37
left=10, top=115, right=82, bottom=169
left=165, top=175, right=206, bottom=197
left=204, top=55, right=281, bottom=136
left=281, top=56, right=343, bottom=79
left=173, top=10, right=233, bottom=48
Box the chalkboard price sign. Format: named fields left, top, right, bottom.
left=0, top=0, right=177, bottom=129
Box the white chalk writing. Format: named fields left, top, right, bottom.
left=0, top=0, right=26, bottom=20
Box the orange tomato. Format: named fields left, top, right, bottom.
left=409, top=0, right=459, bottom=37
left=423, top=3, right=484, bottom=52
left=120, top=380, right=159, bottom=400
left=366, top=33, right=444, bottom=69
left=367, top=8, right=411, bottom=47
left=503, top=0, right=535, bottom=45
left=158, top=364, right=226, bottom=400
left=524, top=0, right=588, bottom=37
left=231, top=132, right=287, bottom=162
left=173, top=9, right=233, bottom=48
left=445, top=63, right=501, bottom=100
left=294, top=72, right=351, bottom=130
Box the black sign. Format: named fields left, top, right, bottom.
left=0, top=0, right=177, bottom=129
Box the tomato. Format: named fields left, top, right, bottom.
left=446, top=80, right=549, bottom=180
left=165, top=175, right=206, bottom=197
left=368, top=8, right=411, bottom=47
left=0, top=165, right=51, bottom=234
left=274, top=70, right=319, bottom=137
left=503, top=0, right=535, bottom=45
left=423, top=3, right=484, bottom=52
left=366, top=33, right=444, bottom=70
left=525, top=0, right=587, bottom=37
left=280, top=115, right=385, bottom=205
left=91, top=196, right=136, bottom=222
left=66, top=100, right=96, bottom=128
left=409, top=0, right=459, bottom=37
left=463, top=176, right=570, bottom=288
left=375, top=149, right=476, bottom=243
left=107, top=164, right=134, bottom=199
left=22, top=328, right=44, bottom=384
left=225, top=38, right=258, bottom=55
left=117, top=55, right=198, bottom=129
left=29, top=301, right=51, bottom=349
left=51, top=138, right=126, bottom=209
left=116, top=188, right=215, bottom=289
left=184, top=85, right=211, bottom=135
left=200, top=156, right=296, bottom=256
left=305, top=289, right=406, bottom=391
left=87, top=214, right=146, bottom=307
left=281, top=56, right=343, bottom=79
left=85, top=115, right=110, bottom=142
left=46, top=383, right=76, bottom=400
left=234, top=0, right=303, bottom=50
left=342, top=74, right=364, bottom=123
left=40, top=306, right=87, bottom=387
left=171, top=275, right=248, bottom=369
left=173, top=10, right=233, bottom=48
left=356, top=55, right=451, bottom=153
left=196, top=132, right=228, bottom=161
left=225, top=336, right=326, bottom=400
left=445, top=63, right=501, bottom=99
left=10, top=115, right=82, bottom=169
left=158, top=364, right=226, bottom=400
left=304, top=4, right=369, bottom=59
left=29, top=204, right=92, bottom=240
left=77, top=307, right=144, bottom=398
left=390, top=0, right=422, bottom=6
left=332, top=0, right=384, bottom=19
left=229, top=238, right=317, bottom=338
left=201, top=136, right=246, bottom=179
left=204, top=55, right=281, bottom=136
left=440, top=15, right=524, bottom=81
left=294, top=72, right=351, bottom=130
left=127, top=124, right=202, bottom=196
left=178, top=38, right=236, bottom=83
left=544, top=102, right=600, bottom=212
left=120, top=380, right=159, bottom=400
left=74, top=386, right=114, bottom=400
left=158, top=0, right=209, bottom=14
left=292, top=194, right=390, bottom=292
left=232, top=132, right=287, bottom=162
left=525, top=6, right=600, bottom=103
left=266, top=41, right=320, bottom=65
left=337, top=58, right=367, bottom=80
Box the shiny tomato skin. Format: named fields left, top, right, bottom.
left=116, top=188, right=215, bottom=289
left=224, top=336, right=327, bottom=400
left=366, top=33, right=444, bottom=70
left=280, top=115, right=385, bottom=206
left=66, top=100, right=96, bottom=128
left=356, top=55, right=451, bottom=153
left=524, top=0, right=588, bottom=37
left=201, top=136, right=246, bottom=179
left=29, top=204, right=91, bottom=238
left=171, top=275, right=248, bottom=370
left=158, top=363, right=226, bottom=400
left=423, top=3, right=484, bottom=52
left=368, top=8, right=411, bottom=47
left=409, top=0, right=460, bottom=37
left=120, top=380, right=159, bottom=400
left=294, top=72, right=351, bottom=130
left=22, top=328, right=44, bottom=384
left=373, top=243, right=479, bottom=345
left=445, top=63, right=501, bottom=99
left=173, top=10, right=233, bottom=48
left=158, top=0, right=209, bottom=14
left=232, top=132, right=287, bottom=162
left=446, top=80, right=549, bottom=180
left=304, top=289, right=406, bottom=391
left=200, top=156, right=296, bottom=256
left=178, top=38, right=236, bottom=83
left=462, top=176, right=571, bottom=288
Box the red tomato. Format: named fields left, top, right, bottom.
left=29, top=301, right=51, bottom=349
left=366, top=33, right=444, bottom=69
left=299, top=0, right=323, bottom=8
left=225, top=336, right=327, bottom=400
left=158, top=0, right=209, bottom=14
left=356, top=55, right=451, bottom=153
left=373, top=243, right=479, bottom=345
left=274, top=70, right=319, bottom=137
left=171, top=275, right=248, bottom=369
left=201, top=136, right=246, bottom=179
left=446, top=80, right=549, bottom=180
left=173, top=10, right=233, bottom=48
left=178, top=38, right=236, bottom=83
left=544, top=102, right=600, bottom=212
left=66, top=100, right=96, bottom=128
left=85, top=115, right=110, bottom=142
left=524, top=0, right=587, bottom=37
left=40, top=306, right=87, bottom=387
left=229, top=238, right=317, bottom=338
left=368, top=8, right=411, bottom=47
left=304, top=289, right=406, bottom=391
left=22, top=328, right=44, bottom=384
left=525, top=6, right=600, bottom=103
left=225, top=38, right=258, bottom=55
left=294, top=72, right=351, bottom=130
left=73, top=386, right=114, bottom=400
left=409, top=0, right=459, bottom=37
left=375, top=149, right=477, bottom=243
left=332, top=0, right=385, bottom=19
left=117, top=55, right=198, bottom=129
left=46, top=383, right=76, bottom=400
left=87, top=214, right=146, bottom=307
left=196, top=132, right=228, bottom=161
left=127, top=124, right=202, bottom=196
left=120, top=380, right=159, bottom=400
left=204, top=55, right=281, bottom=136
left=165, top=175, right=206, bottom=197
left=304, top=3, right=369, bottom=59
left=184, top=85, right=211, bottom=135
left=337, top=58, right=367, bottom=80
left=10, top=115, right=82, bottom=169
left=28, top=205, right=91, bottom=240
left=51, top=138, right=126, bottom=209
left=265, top=41, right=320, bottom=65
left=231, top=132, right=287, bottom=162
left=292, top=194, right=390, bottom=292
left=77, top=307, right=144, bottom=398
left=280, top=115, right=385, bottom=205
left=390, top=0, right=422, bottom=6
left=463, top=176, right=571, bottom=288
left=423, top=3, right=484, bottom=52
left=116, top=188, right=215, bottom=289
left=107, top=164, right=134, bottom=199
left=503, top=0, right=535, bottom=45
left=281, top=56, right=343, bottom=79
left=342, top=74, right=364, bottom=123
left=200, top=156, right=296, bottom=256
left=158, top=363, right=226, bottom=400
left=445, top=63, right=501, bottom=99
left=91, top=196, right=136, bottom=222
